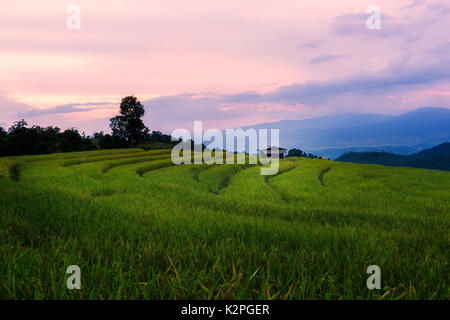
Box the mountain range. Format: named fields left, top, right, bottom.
left=243, top=107, right=450, bottom=159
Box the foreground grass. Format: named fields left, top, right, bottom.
left=0, top=149, right=448, bottom=299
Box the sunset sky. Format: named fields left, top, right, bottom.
left=1, top=0, right=449, bottom=134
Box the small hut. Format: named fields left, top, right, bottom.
left=259, top=146, right=288, bottom=159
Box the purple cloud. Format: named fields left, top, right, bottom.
left=19, top=102, right=115, bottom=117
left=309, top=54, right=348, bottom=64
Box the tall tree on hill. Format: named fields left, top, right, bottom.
left=110, top=96, right=149, bottom=147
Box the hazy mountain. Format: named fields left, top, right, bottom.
left=305, top=145, right=430, bottom=160
left=248, top=113, right=394, bottom=130
left=243, top=107, right=450, bottom=158
left=336, top=142, right=450, bottom=171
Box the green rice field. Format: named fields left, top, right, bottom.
left=0, top=148, right=448, bottom=299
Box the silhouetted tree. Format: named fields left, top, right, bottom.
left=4, top=121, right=65, bottom=155
left=32, top=126, right=61, bottom=154
left=0, top=126, right=6, bottom=138
left=59, top=128, right=83, bottom=152
left=8, top=119, right=28, bottom=134
left=150, top=130, right=163, bottom=142
left=93, top=131, right=105, bottom=139
left=287, top=148, right=305, bottom=157
left=0, top=126, right=6, bottom=156
left=7, top=120, right=33, bottom=155
left=81, top=133, right=98, bottom=151
left=110, top=96, right=149, bottom=147
left=92, top=131, right=125, bottom=149
left=101, top=134, right=127, bottom=149
left=150, top=130, right=174, bottom=144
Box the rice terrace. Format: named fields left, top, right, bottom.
left=2, top=0, right=450, bottom=313
left=1, top=148, right=448, bottom=299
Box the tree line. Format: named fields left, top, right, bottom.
left=286, top=148, right=318, bottom=159
left=0, top=96, right=176, bottom=157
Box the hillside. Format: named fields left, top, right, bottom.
left=0, top=149, right=448, bottom=299
left=336, top=142, right=450, bottom=171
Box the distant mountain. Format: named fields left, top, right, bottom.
left=248, top=113, right=394, bottom=130
left=243, top=107, right=450, bottom=158
left=336, top=142, right=450, bottom=171
left=305, top=145, right=430, bottom=160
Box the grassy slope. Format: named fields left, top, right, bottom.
left=0, top=150, right=448, bottom=299
left=336, top=142, right=450, bottom=171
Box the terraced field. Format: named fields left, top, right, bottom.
left=0, top=149, right=449, bottom=299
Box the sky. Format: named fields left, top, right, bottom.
left=1, top=0, right=449, bottom=134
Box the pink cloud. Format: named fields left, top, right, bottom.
left=0, top=0, right=449, bottom=132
